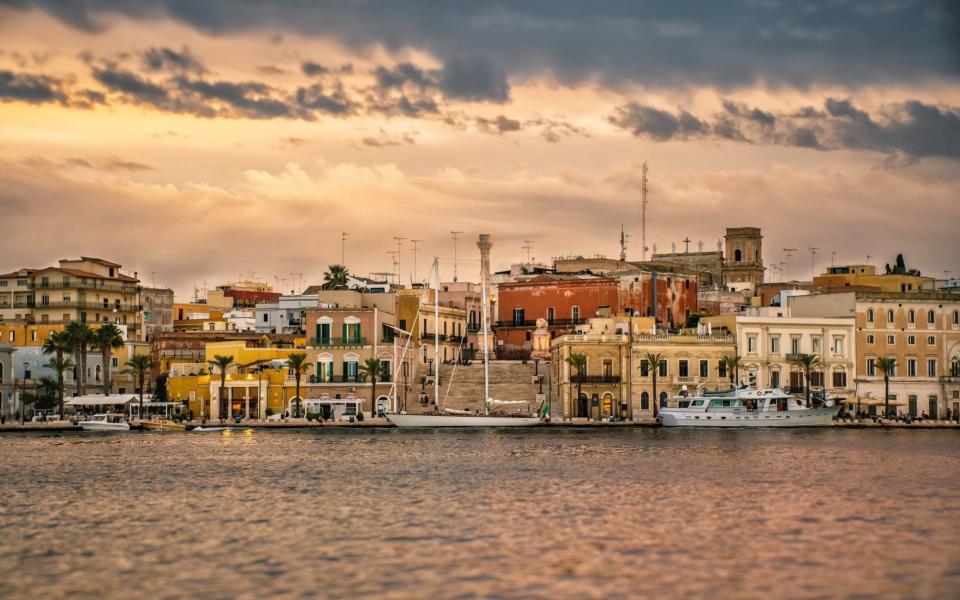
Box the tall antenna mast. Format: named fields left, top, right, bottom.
left=641, top=161, right=649, bottom=261
left=341, top=232, right=349, bottom=266
left=451, top=231, right=463, bottom=282
left=783, top=248, right=797, bottom=281
left=393, top=235, right=406, bottom=286
left=619, top=225, right=629, bottom=262
left=411, top=239, right=424, bottom=285
left=522, top=240, right=534, bottom=264
left=808, top=247, right=819, bottom=280
left=831, top=250, right=838, bottom=267
left=387, top=251, right=399, bottom=285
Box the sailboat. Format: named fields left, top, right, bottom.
left=387, top=235, right=542, bottom=427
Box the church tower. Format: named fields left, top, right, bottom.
left=722, top=227, right=764, bottom=285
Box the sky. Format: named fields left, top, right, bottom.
left=1, top=0, right=958, bottom=297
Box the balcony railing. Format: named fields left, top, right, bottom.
left=309, top=337, right=367, bottom=347
left=448, top=335, right=466, bottom=344
left=575, top=375, right=621, bottom=384
left=35, top=300, right=141, bottom=311
left=420, top=332, right=447, bottom=341
left=467, top=323, right=481, bottom=332
left=308, top=375, right=370, bottom=384
left=495, top=318, right=584, bottom=328
left=32, top=280, right=139, bottom=293
left=673, top=375, right=699, bottom=385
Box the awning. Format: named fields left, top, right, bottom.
left=846, top=397, right=908, bottom=407
left=66, top=394, right=144, bottom=407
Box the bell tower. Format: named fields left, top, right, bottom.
left=722, top=227, right=764, bottom=285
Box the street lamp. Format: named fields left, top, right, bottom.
left=534, top=358, right=542, bottom=394
left=21, top=361, right=29, bottom=425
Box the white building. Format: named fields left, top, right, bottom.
left=702, top=310, right=856, bottom=399
left=255, top=294, right=322, bottom=334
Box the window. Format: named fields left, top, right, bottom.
left=718, top=362, right=727, bottom=378
left=602, top=359, right=613, bottom=378
left=927, top=310, right=935, bottom=324
left=734, top=249, right=742, bottom=262
left=572, top=306, right=580, bottom=322
left=7, top=331, right=13, bottom=342
left=866, top=334, right=875, bottom=344
left=907, top=335, right=916, bottom=345
left=699, top=359, right=708, bottom=378
left=908, top=309, right=915, bottom=324
left=927, top=336, right=935, bottom=345
left=810, top=371, right=823, bottom=388
left=770, top=370, right=780, bottom=388
left=833, top=371, right=847, bottom=388
left=31, top=330, right=37, bottom=342
left=889, top=358, right=898, bottom=376
left=887, top=309, right=894, bottom=323
left=678, top=360, right=689, bottom=377
left=866, top=358, right=876, bottom=376
left=659, top=361, right=668, bottom=377
left=747, top=336, right=757, bottom=353
left=399, top=319, right=406, bottom=332
left=0, top=280, right=5, bottom=287
left=546, top=307, right=555, bottom=323
left=791, top=337, right=800, bottom=355
left=812, top=336, right=821, bottom=354
left=770, top=336, right=780, bottom=354
left=954, top=310, right=959, bottom=325
left=927, top=359, right=937, bottom=377
left=512, top=308, right=524, bottom=324
left=112, top=357, right=118, bottom=368
left=866, top=308, right=874, bottom=323
left=887, top=335, right=895, bottom=345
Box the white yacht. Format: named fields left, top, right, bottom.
left=79, top=413, right=132, bottom=431
left=659, top=387, right=840, bottom=427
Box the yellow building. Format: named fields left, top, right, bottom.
left=166, top=340, right=315, bottom=419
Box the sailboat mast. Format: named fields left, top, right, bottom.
left=434, top=257, right=440, bottom=410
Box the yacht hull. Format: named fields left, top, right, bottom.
left=79, top=421, right=131, bottom=431
left=660, top=406, right=839, bottom=427
left=387, top=413, right=542, bottom=427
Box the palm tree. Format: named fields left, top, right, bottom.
left=64, top=321, right=93, bottom=395
left=126, top=354, right=154, bottom=420
left=565, top=353, right=587, bottom=419
left=94, top=324, right=125, bottom=395
left=45, top=354, right=75, bottom=420
left=37, top=376, right=60, bottom=410
left=42, top=331, right=72, bottom=409
left=719, top=354, right=741, bottom=388
left=286, top=352, right=309, bottom=418
left=788, top=353, right=823, bottom=407
left=874, top=357, right=897, bottom=418
left=323, top=264, right=350, bottom=290
left=358, top=357, right=386, bottom=418
left=207, top=354, right=235, bottom=420
left=643, top=352, right=666, bottom=419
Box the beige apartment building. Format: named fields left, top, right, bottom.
left=397, top=288, right=469, bottom=366
left=702, top=310, right=857, bottom=399
left=0, top=258, right=143, bottom=340
left=790, top=291, right=960, bottom=417
left=551, top=315, right=734, bottom=420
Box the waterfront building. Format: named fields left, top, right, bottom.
left=551, top=314, right=734, bottom=420
left=789, top=290, right=960, bottom=417
left=150, top=330, right=300, bottom=377
left=396, top=288, right=467, bottom=365
left=0, top=258, right=143, bottom=340
left=701, top=309, right=856, bottom=399
left=0, top=343, right=14, bottom=418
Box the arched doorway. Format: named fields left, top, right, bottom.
left=376, top=395, right=390, bottom=417
left=577, top=393, right=588, bottom=418
left=659, top=391, right=668, bottom=408
left=601, top=393, right=615, bottom=418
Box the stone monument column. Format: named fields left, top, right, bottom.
left=477, top=234, right=496, bottom=359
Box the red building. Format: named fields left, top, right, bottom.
left=495, top=273, right=698, bottom=357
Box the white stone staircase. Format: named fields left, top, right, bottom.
left=402, top=360, right=543, bottom=414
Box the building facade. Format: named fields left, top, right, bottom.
left=142, top=287, right=174, bottom=340
left=255, top=294, right=320, bottom=334
left=722, top=227, right=764, bottom=285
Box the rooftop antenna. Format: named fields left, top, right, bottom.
left=809, top=247, right=819, bottom=279
left=831, top=250, right=838, bottom=267
left=393, top=235, right=406, bottom=285
left=782, top=248, right=797, bottom=281
left=387, top=250, right=399, bottom=285
left=522, top=240, right=535, bottom=264
left=451, top=231, right=463, bottom=282
left=411, top=239, right=424, bottom=285
left=641, top=161, right=649, bottom=261
left=619, top=225, right=629, bottom=262
left=341, top=232, right=349, bottom=266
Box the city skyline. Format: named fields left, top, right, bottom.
left=1, top=1, right=958, bottom=295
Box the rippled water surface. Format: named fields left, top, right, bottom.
left=1, top=428, right=958, bottom=599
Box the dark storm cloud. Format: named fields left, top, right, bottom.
left=294, top=82, right=354, bottom=115
left=141, top=46, right=206, bottom=74
left=436, top=58, right=508, bottom=102
left=474, top=114, right=522, bottom=134
left=301, top=61, right=328, bottom=76
left=4, top=0, right=957, bottom=89
left=0, top=69, right=66, bottom=103
left=609, top=98, right=960, bottom=159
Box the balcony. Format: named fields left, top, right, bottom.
left=576, top=375, right=621, bottom=384
left=35, top=300, right=141, bottom=311
left=448, top=335, right=466, bottom=344
left=673, top=375, right=700, bottom=385
left=467, top=323, right=481, bottom=332
left=308, top=375, right=362, bottom=384
left=309, top=337, right=367, bottom=347
left=420, top=332, right=447, bottom=341
left=32, top=280, right=139, bottom=293
left=494, top=318, right=585, bottom=328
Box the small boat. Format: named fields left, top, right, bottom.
left=79, top=413, right=131, bottom=431
left=140, top=420, right=188, bottom=431
left=388, top=412, right=542, bottom=427
left=659, top=387, right=840, bottom=427
left=191, top=426, right=230, bottom=432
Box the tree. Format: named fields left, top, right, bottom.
left=94, top=324, right=125, bottom=395
left=323, top=264, right=350, bottom=290
left=719, top=354, right=741, bottom=388
left=788, top=353, right=823, bottom=407
left=643, top=352, right=666, bottom=419
left=207, top=354, right=235, bottom=420
left=565, top=353, right=587, bottom=419
left=126, top=354, right=154, bottom=420
left=42, top=330, right=72, bottom=414
left=64, top=321, right=94, bottom=395
left=874, top=357, right=897, bottom=418
left=287, top=352, right=310, bottom=418
left=358, top=357, right=387, bottom=418
left=36, top=376, right=60, bottom=411
left=45, top=354, right=75, bottom=419
left=154, top=373, right=169, bottom=403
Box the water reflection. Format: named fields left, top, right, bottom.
left=0, top=429, right=957, bottom=599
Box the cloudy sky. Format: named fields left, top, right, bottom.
left=1, top=1, right=958, bottom=296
